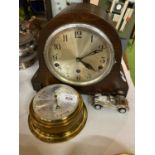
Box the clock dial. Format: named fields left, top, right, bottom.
left=44, top=24, right=114, bottom=86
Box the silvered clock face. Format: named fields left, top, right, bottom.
left=44, top=24, right=114, bottom=86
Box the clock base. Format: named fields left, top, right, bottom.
left=31, top=63, right=128, bottom=97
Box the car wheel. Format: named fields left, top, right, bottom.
left=118, top=108, right=126, bottom=113
left=94, top=104, right=102, bottom=110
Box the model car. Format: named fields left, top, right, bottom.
left=93, top=94, right=129, bottom=113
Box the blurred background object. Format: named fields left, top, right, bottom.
left=19, top=19, right=38, bottom=69
left=19, top=0, right=90, bottom=20
left=98, top=0, right=135, bottom=84
left=19, top=0, right=51, bottom=20
left=90, top=0, right=99, bottom=5
left=50, top=0, right=89, bottom=17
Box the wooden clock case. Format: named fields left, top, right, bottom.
left=32, top=3, right=129, bottom=96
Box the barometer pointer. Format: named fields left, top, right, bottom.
left=54, top=94, right=60, bottom=109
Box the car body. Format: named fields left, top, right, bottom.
left=93, top=94, right=129, bottom=113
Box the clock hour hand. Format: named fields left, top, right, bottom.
left=80, top=49, right=103, bottom=59
left=76, top=58, right=95, bottom=71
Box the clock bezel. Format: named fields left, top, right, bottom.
left=44, top=23, right=115, bottom=86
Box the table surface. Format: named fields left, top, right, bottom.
left=19, top=60, right=135, bottom=155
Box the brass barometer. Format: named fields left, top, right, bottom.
left=28, top=84, right=87, bottom=143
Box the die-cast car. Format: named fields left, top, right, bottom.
left=93, top=94, right=129, bottom=113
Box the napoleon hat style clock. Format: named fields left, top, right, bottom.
left=32, top=3, right=128, bottom=99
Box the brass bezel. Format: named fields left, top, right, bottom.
left=28, top=104, right=87, bottom=143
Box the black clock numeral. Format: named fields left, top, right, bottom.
left=76, top=75, right=80, bottom=81
left=75, top=31, right=82, bottom=38
left=100, top=57, right=106, bottom=63
left=53, top=55, right=58, bottom=61
left=98, top=45, right=104, bottom=50
left=54, top=44, right=61, bottom=50
left=98, top=45, right=106, bottom=50
left=63, top=34, right=68, bottom=42
left=91, top=35, right=93, bottom=43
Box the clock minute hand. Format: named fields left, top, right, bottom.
left=80, top=49, right=103, bottom=59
